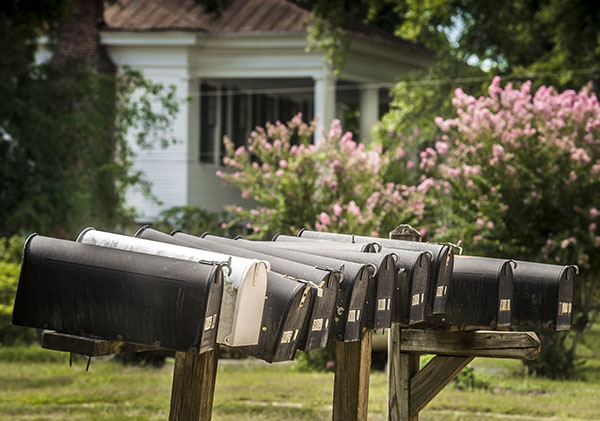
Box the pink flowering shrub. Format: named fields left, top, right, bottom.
left=388, top=77, right=600, bottom=377
left=218, top=115, right=426, bottom=238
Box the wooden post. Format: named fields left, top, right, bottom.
left=388, top=224, right=421, bottom=421
left=169, top=348, right=219, bottom=421
left=333, top=328, right=372, bottom=420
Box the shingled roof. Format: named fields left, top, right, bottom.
left=104, top=0, right=311, bottom=33
left=103, top=0, right=432, bottom=55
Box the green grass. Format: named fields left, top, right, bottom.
left=0, top=345, right=599, bottom=420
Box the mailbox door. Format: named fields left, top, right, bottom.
left=388, top=250, right=430, bottom=325
left=12, top=235, right=223, bottom=353
left=445, top=256, right=513, bottom=329
left=136, top=228, right=337, bottom=351
left=265, top=247, right=394, bottom=330
left=299, top=230, right=452, bottom=315
left=204, top=235, right=372, bottom=342
left=241, top=272, right=312, bottom=362
left=78, top=227, right=268, bottom=347
left=512, top=261, right=576, bottom=330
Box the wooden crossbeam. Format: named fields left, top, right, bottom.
left=399, top=329, right=541, bottom=360
left=42, top=331, right=156, bottom=356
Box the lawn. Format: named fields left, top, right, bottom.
left=0, top=339, right=599, bottom=421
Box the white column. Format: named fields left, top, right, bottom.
left=213, top=84, right=222, bottom=165
left=359, top=87, right=379, bottom=143
left=313, top=72, right=336, bottom=143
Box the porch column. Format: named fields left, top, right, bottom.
left=313, top=72, right=336, bottom=143
left=359, top=87, right=379, bottom=143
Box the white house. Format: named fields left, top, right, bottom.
left=100, top=0, right=434, bottom=221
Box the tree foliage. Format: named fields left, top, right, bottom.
left=0, top=1, right=179, bottom=238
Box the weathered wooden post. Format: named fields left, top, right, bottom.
left=169, top=349, right=219, bottom=421
left=387, top=224, right=424, bottom=421
left=333, top=328, right=372, bottom=420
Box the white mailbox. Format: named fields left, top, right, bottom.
left=77, top=228, right=269, bottom=347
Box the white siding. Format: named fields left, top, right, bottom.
left=107, top=45, right=192, bottom=221
left=188, top=163, right=253, bottom=212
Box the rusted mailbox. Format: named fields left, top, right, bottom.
left=77, top=227, right=269, bottom=347
left=442, top=255, right=514, bottom=329
left=511, top=261, right=577, bottom=330
left=202, top=234, right=371, bottom=343
left=297, top=230, right=453, bottom=315
left=12, top=234, right=225, bottom=353
left=135, top=227, right=333, bottom=355
left=253, top=240, right=395, bottom=330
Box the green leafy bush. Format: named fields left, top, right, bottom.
left=0, top=236, right=35, bottom=345
left=380, top=78, right=600, bottom=378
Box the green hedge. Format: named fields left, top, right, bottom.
left=0, top=236, right=36, bottom=345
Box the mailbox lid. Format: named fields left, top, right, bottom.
left=79, top=228, right=268, bottom=347
left=512, top=261, right=576, bottom=330
left=447, top=256, right=513, bottom=328
left=299, top=230, right=452, bottom=315
left=272, top=234, right=379, bottom=252
left=12, top=235, right=223, bottom=353
left=202, top=235, right=371, bottom=343
left=240, top=271, right=312, bottom=362
left=384, top=248, right=430, bottom=325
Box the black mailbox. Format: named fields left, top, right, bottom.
left=242, top=271, right=312, bottom=362
left=441, top=255, right=514, bottom=329
left=12, top=234, right=225, bottom=354
left=382, top=248, right=432, bottom=326
left=255, top=242, right=395, bottom=330
left=512, top=261, right=577, bottom=331
left=135, top=227, right=337, bottom=352
left=203, top=234, right=371, bottom=342
left=298, top=230, right=453, bottom=315
left=272, top=234, right=380, bottom=252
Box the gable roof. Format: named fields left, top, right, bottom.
left=103, top=0, right=433, bottom=55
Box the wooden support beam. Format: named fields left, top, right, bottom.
left=42, top=331, right=156, bottom=356
left=388, top=224, right=422, bottom=421
left=409, top=355, right=473, bottom=416
left=388, top=326, right=420, bottom=421
left=333, top=328, right=372, bottom=421
left=399, top=330, right=541, bottom=360
left=169, top=349, right=219, bottom=421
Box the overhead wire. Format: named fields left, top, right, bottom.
left=186, top=67, right=600, bottom=98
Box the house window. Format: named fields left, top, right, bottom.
left=199, top=83, right=313, bottom=165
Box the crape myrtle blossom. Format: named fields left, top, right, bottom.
left=401, top=77, right=600, bottom=276
left=218, top=115, right=427, bottom=238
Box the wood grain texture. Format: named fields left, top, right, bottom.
left=333, top=328, right=372, bottom=421
left=399, top=330, right=541, bottom=360
left=409, top=356, right=473, bottom=416
left=42, top=332, right=156, bottom=356
left=169, top=349, right=219, bottom=421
